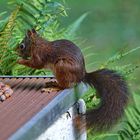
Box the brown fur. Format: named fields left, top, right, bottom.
left=84, top=69, right=129, bottom=131
left=17, top=29, right=129, bottom=131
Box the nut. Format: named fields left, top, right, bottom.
left=0, top=81, right=13, bottom=102
left=0, top=91, right=3, bottom=96
left=0, top=82, right=5, bottom=89
left=0, top=95, right=6, bottom=101
left=4, top=89, right=13, bottom=98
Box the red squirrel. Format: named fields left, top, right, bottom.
left=17, top=29, right=129, bottom=131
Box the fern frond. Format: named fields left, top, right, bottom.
left=65, top=12, right=88, bottom=39
left=102, top=46, right=140, bottom=68
left=118, top=106, right=140, bottom=140
left=0, top=6, right=20, bottom=49
left=0, top=0, right=68, bottom=75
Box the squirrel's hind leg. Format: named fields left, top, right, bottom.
left=45, top=78, right=58, bottom=88
left=53, top=58, right=82, bottom=89
left=41, top=78, right=61, bottom=93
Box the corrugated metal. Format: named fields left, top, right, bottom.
left=0, top=77, right=59, bottom=140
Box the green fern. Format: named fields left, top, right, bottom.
left=0, top=0, right=67, bottom=75
left=0, top=0, right=88, bottom=75
left=101, top=46, right=140, bottom=68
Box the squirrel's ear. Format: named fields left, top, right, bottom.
left=26, top=29, right=37, bottom=38
left=26, top=30, right=32, bottom=38
left=31, top=28, right=37, bottom=34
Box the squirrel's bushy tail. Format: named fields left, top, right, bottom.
left=84, top=69, right=129, bottom=131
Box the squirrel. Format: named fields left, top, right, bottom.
left=17, top=29, right=129, bottom=132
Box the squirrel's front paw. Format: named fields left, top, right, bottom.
left=17, top=59, right=25, bottom=64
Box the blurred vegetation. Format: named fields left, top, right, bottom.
left=0, top=0, right=140, bottom=140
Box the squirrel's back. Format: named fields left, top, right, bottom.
left=51, top=39, right=84, bottom=59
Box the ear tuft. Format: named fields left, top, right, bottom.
left=26, top=29, right=37, bottom=38
left=31, top=28, right=37, bottom=34
left=26, top=30, right=31, bottom=37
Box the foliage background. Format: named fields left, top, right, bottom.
left=0, top=0, right=140, bottom=140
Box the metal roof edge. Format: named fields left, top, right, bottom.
left=9, top=82, right=88, bottom=140
left=0, top=75, right=54, bottom=78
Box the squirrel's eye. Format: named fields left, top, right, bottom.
left=20, top=43, right=26, bottom=50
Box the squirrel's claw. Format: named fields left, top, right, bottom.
left=17, top=59, right=24, bottom=64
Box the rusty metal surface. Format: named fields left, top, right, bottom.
left=0, top=77, right=59, bottom=140
left=9, top=83, right=87, bottom=140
